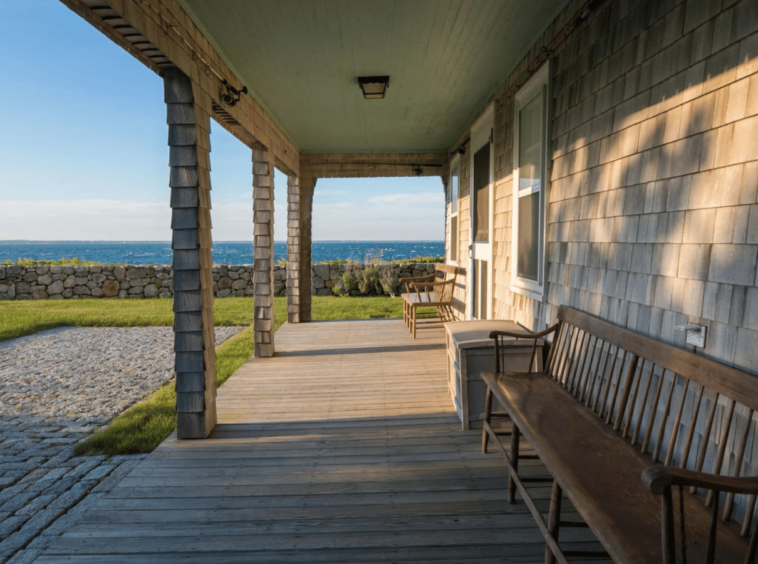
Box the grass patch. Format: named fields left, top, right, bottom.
left=0, top=297, right=260, bottom=343
left=2, top=295, right=404, bottom=456
left=74, top=327, right=259, bottom=456
left=0, top=295, right=405, bottom=343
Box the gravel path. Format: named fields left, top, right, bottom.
left=0, top=326, right=244, bottom=564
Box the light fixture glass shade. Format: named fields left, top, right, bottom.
left=358, top=76, right=389, bottom=99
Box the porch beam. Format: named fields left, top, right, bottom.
left=300, top=153, right=448, bottom=179
left=58, top=0, right=299, bottom=176
left=286, top=176, right=316, bottom=323
left=165, top=67, right=217, bottom=439
left=253, top=143, right=276, bottom=357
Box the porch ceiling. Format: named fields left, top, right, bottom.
left=176, top=0, right=567, bottom=154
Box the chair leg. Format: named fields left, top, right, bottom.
left=412, top=307, right=417, bottom=339
left=482, top=387, right=493, bottom=453
left=403, top=300, right=407, bottom=327
left=508, top=424, right=520, bottom=503
left=545, top=480, right=563, bottom=564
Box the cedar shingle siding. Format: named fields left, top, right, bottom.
left=446, top=0, right=758, bottom=519
left=449, top=0, right=758, bottom=371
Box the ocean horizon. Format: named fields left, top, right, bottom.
left=0, top=240, right=445, bottom=265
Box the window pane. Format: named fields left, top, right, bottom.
left=450, top=167, right=459, bottom=214
left=518, top=192, right=540, bottom=281
left=473, top=143, right=490, bottom=242
left=519, top=92, right=543, bottom=192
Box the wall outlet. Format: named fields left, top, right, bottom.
left=675, top=324, right=707, bottom=348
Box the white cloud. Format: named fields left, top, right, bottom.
left=312, top=189, right=347, bottom=198
left=0, top=188, right=445, bottom=242
left=313, top=191, right=444, bottom=240
left=0, top=199, right=171, bottom=240
left=0, top=198, right=289, bottom=242
left=367, top=192, right=441, bottom=206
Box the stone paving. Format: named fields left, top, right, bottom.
left=0, top=326, right=243, bottom=563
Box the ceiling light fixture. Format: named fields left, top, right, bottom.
left=357, top=76, right=390, bottom=99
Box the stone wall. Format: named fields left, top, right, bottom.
left=0, top=263, right=438, bottom=300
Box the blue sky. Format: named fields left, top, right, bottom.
left=0, top=0, right=444, bottom=241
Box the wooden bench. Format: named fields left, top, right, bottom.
left=401, top=264, right=461, bottom=338
left=481, top=306, right=758, bottom=564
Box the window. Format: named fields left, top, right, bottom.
left=512, top=63, right=550, bottom=299
left=449, top=160, right=459, bottom=263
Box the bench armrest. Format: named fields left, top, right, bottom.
left=488, top=323, right=560, bottom=341
left=642, top=465, right=758, bottom=496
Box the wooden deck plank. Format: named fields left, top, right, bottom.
left=39, top=319, right=606, bottom=562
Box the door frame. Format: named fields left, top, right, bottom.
left=467, top=103, right=494, bottom=320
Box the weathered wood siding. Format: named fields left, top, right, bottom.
left=286, top=175, right=315, bottom=323
left=165, top=67, right=217, bottom=439
left=448, top=0, right=758, bottom=367
left=447, top=0, right=758, bottom=519
left=253, top=143, right=276, bottom=357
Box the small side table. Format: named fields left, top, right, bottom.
left=445, top=320, right=544, bottom=430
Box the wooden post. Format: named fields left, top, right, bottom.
left=164, top=67, right=217, bottom=439
left=286, top=175, right=315, bottom=323
left=253, top=142, right=276, bottom=357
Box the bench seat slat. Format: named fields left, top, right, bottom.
left=482, top=370, right=747, bottom=564
left=401, top=291, right=445, bottom=305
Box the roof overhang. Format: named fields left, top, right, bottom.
left=176, top=0, right=569, bottom=154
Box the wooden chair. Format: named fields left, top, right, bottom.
left=400, top=264, right=461, bottom=338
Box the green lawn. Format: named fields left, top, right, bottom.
left=0, top=296, right=403, bottom=455
left=0, top=297, right=268, bottom=342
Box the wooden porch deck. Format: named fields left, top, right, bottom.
left=38, top=319, right=601, bottom=563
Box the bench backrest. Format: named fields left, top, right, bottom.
left=548, top=306, right=758, bottom=533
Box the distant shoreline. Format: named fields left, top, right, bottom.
left=0, top=239, right=443, bottom=243
left=0, top=240, right=445, bottom=266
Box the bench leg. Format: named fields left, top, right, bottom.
left=508, top=424, right=520, bottom=503
left=482, top=387, right=493, bottom=453
left=545, top=480, right=563, bottom=564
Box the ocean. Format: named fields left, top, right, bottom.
left=0, top=241, right=445, bottom=265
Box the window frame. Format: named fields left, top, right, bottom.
left=511, top=62, right=551, bottom=301
left=447, top=155, right=460, bottom=265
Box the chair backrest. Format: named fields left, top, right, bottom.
left=547, top=306, right=758, bottom=533
left=434, top=263, right=461, bottom=281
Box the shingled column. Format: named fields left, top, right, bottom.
left=164, top=68, right=217, bottom=439
left=286, top=176, right=316, bottom=323
left=253, top=142, right=276, bottom=356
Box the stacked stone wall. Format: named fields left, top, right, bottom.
left=0, top=263, right=438, bottom=300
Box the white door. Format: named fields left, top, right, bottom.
left=468, top=105, right=494, bottom=320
